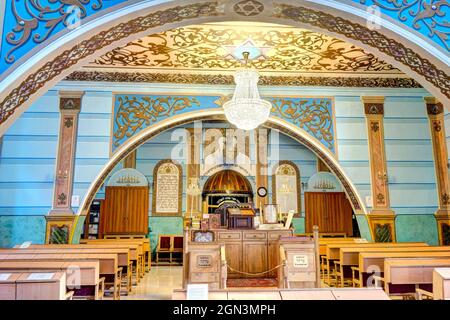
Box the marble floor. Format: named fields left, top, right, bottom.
left=122, top=266, right=184, bottom=300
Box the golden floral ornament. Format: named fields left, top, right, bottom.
left=91, top=24, right=398, bottom=74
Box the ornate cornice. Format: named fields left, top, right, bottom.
left=64, top=71, right=423, bottom=88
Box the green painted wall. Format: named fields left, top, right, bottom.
left=148, top=217, right=184, bottom=254
left=0, top=215, right=46, bottom=247
left=292, top=217, right=305, bottom=234
left=355, top=214, right=373, bottom=241
left=395, top=214, right=438, bottom=245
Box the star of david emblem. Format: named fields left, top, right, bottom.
left=234, top=0, right=264, bottom=17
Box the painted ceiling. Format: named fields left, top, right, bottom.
left=85, top=22, right=404, bottom=77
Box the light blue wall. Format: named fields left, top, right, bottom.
left=0, top=85, right=440, bottom=247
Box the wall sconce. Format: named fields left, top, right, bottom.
left=301, top=181, right=308, bottom=189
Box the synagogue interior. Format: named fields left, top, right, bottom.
left=0, top=0, right=449, bottom=301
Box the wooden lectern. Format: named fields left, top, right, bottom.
left=278, top=226, right=321, bottom=289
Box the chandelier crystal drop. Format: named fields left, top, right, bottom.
left=223, top=68, right=272, bottom=131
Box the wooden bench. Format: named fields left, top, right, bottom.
left=156, top=234, right=183, bottom=265
left=0, top=261, right=103, bottom=300
left=383, top=258, right=450, bottom=299
left=324, top=242, right=428, bottom=285
left=102, top=236, right=151, bottom=271
left=11, top=245, right=134, bottom=292
left=355, top=249, right=450, bottom=288
left=88, top=235, right=152, bottom=272
left=80, top=239, right=146, bottom=278
left=318, top=238, right=367, bottom=278
left=0, top=272, right=73, bottom=300
left=171, top=288, right=390, bottom=300
left=0, top=252, right=121, bottom=300
left=335, top=246, right=449, bottom=287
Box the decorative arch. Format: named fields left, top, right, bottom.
left=76, top=109, right=367, bottom=225
left=0, top=0, right=449, bottom=137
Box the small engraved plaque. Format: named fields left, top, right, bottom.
left=293, top=255, right=308, bottom=268
left=197, top=255, right=212, bottom=267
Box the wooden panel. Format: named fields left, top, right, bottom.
left=267, top=242, right=279, bottom=278
left=102, top=186, right=149, bottom=235
left=305, top=192, right=353, bottom=234
left=243, top=241, right=267, bottom=277
left=218, top=231, right=241, bottom=240
left=222, top=241, right=242, bottom=279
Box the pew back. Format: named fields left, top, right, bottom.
left=433, top=268, right=450, bottom=300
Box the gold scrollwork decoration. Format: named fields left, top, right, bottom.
left=93, top=25, right=397, bottom=73
left=65, top=71, right=423, bottom=88
left=113, top=96, right=200, bottom=147
left=0, top=2, right=223, bottom=126
left=361, top=0, right=449, bottom=51
left=270, top=98, right=334, bottom=151
left=6, top=0, right=108, bottom=64
left=272, top=3, right=449, bottom=100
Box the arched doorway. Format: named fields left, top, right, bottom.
left=203, top=169, right=254, bottom=227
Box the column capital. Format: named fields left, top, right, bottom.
left=362, top=96, right=384, bottom=115
left=59, top=91, right=84, bottom=112
left=425, top=97, right=444, bottom=116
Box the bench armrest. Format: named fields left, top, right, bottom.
left=416, top=288, right=433, bottom=300
left=65, top=291, right=74, bottom=300
left=97, top=277, right=106, bottom=300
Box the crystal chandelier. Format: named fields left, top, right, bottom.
left=223, top=52, right=272, bottom=131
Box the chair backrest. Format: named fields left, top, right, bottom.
left=173, top=236, right=184, bottom=250
left=158, top=235, right=171, bottom=250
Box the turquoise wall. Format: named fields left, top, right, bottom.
left=0, top=83, right=440, bottom=247
left=0, top=215, right=46, bottom=247
left=395, top=215, right=438, bottom=245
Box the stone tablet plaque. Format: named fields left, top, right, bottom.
left=153, top=160, right=182, bottom=216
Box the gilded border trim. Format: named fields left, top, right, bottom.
left=64, top=71, right=423, bottom=88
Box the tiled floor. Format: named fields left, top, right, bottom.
left=122, top=266, right=184, bottom=300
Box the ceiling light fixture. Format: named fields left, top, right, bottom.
left=223, top=51, right=272, bottom=131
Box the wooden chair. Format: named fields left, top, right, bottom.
left=156, top=235, right=172, bottom=264
left=171, top=236, right=184, bottom=264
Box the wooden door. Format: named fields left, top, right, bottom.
left=243, top=241, right=267, bottom=278
left=304, top=192, right=353, bottom=235
left=101, top=186, right=149, bottom=235
left=221, top=241, right=242, bottom=279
